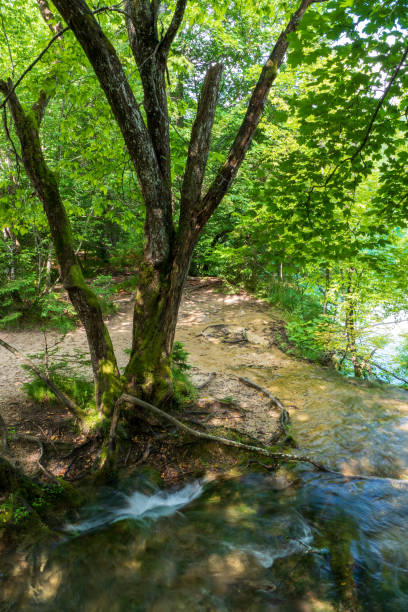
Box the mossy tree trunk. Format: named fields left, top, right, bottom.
left=0, top=83, right=121, bottom=416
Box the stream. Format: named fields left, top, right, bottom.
left=4, top=391, right=408, bottom=612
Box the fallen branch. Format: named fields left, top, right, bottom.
left=0, top=337, right=84, bottom=420
left=196, top=371, right=216, bottom=389
left=120, top=393, right=329, bottom=472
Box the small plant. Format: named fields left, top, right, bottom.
left=172, top=341, right=192, bottom=372
left=219, top=396, right=236, bottom=405
left=171, top=342, right=197, bottom=406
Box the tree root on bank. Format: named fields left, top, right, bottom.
left=0, top=337, right=84, bottom=421
left=196, top=371, right=217, bottom=389
left=118, top=393, right=330, bottom=473
left=10, top=434, right=58, bottom=482
left=238, top=376, right=290, bottom=441
left=114, top=395, right=407, bottom=482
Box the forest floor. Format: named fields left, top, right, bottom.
left=1, top=277, right=407, bottom=484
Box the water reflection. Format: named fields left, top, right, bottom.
left=4, top=469, right=408, bottom=612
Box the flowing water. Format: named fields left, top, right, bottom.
left=4, top=391, right=408, bottom=612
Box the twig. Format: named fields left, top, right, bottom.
left=0, top=336, right=83, bottom=420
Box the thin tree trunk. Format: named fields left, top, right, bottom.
left=345, top=275, right=361, bottom=378
left=0, top=81, right=121, bottom=415
left=323, top=268, right=330, bottom=315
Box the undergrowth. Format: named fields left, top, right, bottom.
left=171, top=341, right=197, bottom=407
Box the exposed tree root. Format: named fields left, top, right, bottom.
left=0, top=337, right=84, bottom=420
left=119, top=393, right=330, bottom=472
left=238, top=376, right=290, bottom=440
left=196, top=371, right=217, bottom=389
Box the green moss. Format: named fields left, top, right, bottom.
left=68, top=264, right=101, bottom=309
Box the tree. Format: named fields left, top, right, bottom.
left=0, top=0, right=326, bottom=417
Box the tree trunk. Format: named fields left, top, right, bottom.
left=125, top=241, right=194, bottom=403
left=345, top=277, right=362, bottom=378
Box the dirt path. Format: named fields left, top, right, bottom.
left=1, top=277, right=408, bottom=476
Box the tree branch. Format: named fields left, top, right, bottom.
left=124, top=0, right=172, bottom=184
left=53, top=0, right=174, bottom=266
left=195, top=0, right=318, bottom=233
left=160, top=0, right=187, bottom=56
left=180, top=63, right=223, bottom=222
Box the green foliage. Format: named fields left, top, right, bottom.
left=0, top=482, right=65, bottom=528
left=286, top=316, right=327, bottom=362
left=171, top=342, right=197, bottom=406
left=90, top=274, right=117, bottom=316
left=172, top=341, right=192, bottom=373
left=266, top=280, right=321, bottom=322
left=24, top=373, right=94, bottom=411
left=0, top=243, right=75, bottom=331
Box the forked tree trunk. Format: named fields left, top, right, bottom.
left=1, top=0, right=323, bottom=422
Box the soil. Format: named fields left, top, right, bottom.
left=1, top=277, right=407, bottom=485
